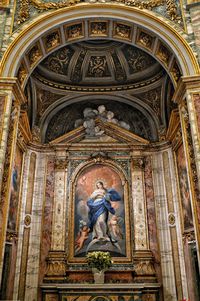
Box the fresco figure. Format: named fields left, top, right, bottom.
left=87, top=181, right=121, bottom=242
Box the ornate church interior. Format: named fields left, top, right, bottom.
left=0, top=1, right=200, bottom=301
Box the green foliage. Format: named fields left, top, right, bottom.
left=86, top=251, right=113, bottom=271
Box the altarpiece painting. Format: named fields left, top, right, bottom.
left=68, top=162, right=131, bottom=262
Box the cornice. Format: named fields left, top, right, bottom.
left=0, top=77, right=27, bottom=105
left=173, top=75, right=200, bottom=104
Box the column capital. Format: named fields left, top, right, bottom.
left=173, top=75, right=200, bottom=104
left=131, top=157, right=145, bottom=170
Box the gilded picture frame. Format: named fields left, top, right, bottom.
left=68, top=159, right=132, bottom=263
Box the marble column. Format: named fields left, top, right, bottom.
left=152, top=152, right=177, bottom=301
left=44, top=152, right=68, bottom=281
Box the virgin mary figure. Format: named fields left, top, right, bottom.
left=87, top=181, right=121, bottom=242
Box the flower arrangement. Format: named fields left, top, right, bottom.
left=86, top=251, right=113, bottom=272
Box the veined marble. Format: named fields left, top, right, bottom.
left=152, top=152, right=177, bottom=301
left=131, top=164, right=148, bottom=250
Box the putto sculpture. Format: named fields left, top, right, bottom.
left=74, top=105, right=130, bottom=137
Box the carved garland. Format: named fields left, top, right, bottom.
left=17, top=0, right=179, bottom=24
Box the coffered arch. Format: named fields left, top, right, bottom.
left=0, top=4, right=199, bottom=82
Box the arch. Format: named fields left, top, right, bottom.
left=0, top=4, right=199, bottom=81
left=70, top=158, right=129, bottom=185
left=39, top=93, right=160, bottom=142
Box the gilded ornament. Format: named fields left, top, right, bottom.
left=137, top=31, right=153, bottom=49
left=168, top=213, right=175, bottom=226
left=44, top=31, right=61, bottom=50
left=17, top=0, right=30, bottom=24
left=166, top=0, right=179, bottom=21
left=157, top=44, right=171, bottom=65
left=24, top=214, right=31, bottom=226
left=90, top=21, right=108, bottom=36
left=114, top=23, right=132, bottom=40
left=65, top=23, right=83, bottom=40
left=171, top=61, right=181, bottom=82
left=87, top=56, right=109, bottom=77
left=16, top=0, right=180, bottom=25
left=17, top=64, right=27, bottom=85
left=27, top=44, right=42, bottom=67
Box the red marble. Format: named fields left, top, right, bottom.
left=176, top=145, right=194, bottom=230
left=38, top=157, right=55, bottom=287
left=8, top=144, right=23, bottom=230
left=144, top=157, right=162, bottom=283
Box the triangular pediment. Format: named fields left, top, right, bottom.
left=49, top=119, right=149, bottom=146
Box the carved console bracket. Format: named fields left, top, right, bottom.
left=133, top=250, right=157, bottom=283
left=44, top=251, right=67, bottom=282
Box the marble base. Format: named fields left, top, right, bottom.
left=44, top=251, right=67, bottom=282
left=41, top=283, right=161, bottom=301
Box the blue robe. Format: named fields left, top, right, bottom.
left=87, top=189, right=121, bottom=231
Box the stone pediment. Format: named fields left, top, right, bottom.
left=49, top=119, right=149, bottom=146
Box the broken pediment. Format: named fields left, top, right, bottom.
left=49, top=119, right=149, bottom=146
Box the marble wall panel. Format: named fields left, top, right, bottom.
left=51, top=168, right=66, bottom=251
left=167, top=150, right=189, bottom=299
left=38, top=157, right=55, bottom=287
left=131, top=166, right=148, bottom=250
left=144, top=156, right=161, bottom=282
left=176, top=144, right=194, bottom=230
left=7, top=144, right=23, bottom=231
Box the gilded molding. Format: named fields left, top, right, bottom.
left=16, top=0, right=181, bottom=25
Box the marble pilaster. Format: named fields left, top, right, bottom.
left=131, top=158, right=148, bottom=250
left=24, top=152, right=47, bottom=301
left=13, top=151, right=31, bottom=300
left=173, top=77, right=200, bottom=265
left=152, top=152, right=177, bottom=301
left=44, top=154, right=68, bottom=281
left=168, top=149, right=189, bottom=299
left=51, top=157, right=68, bottom=251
